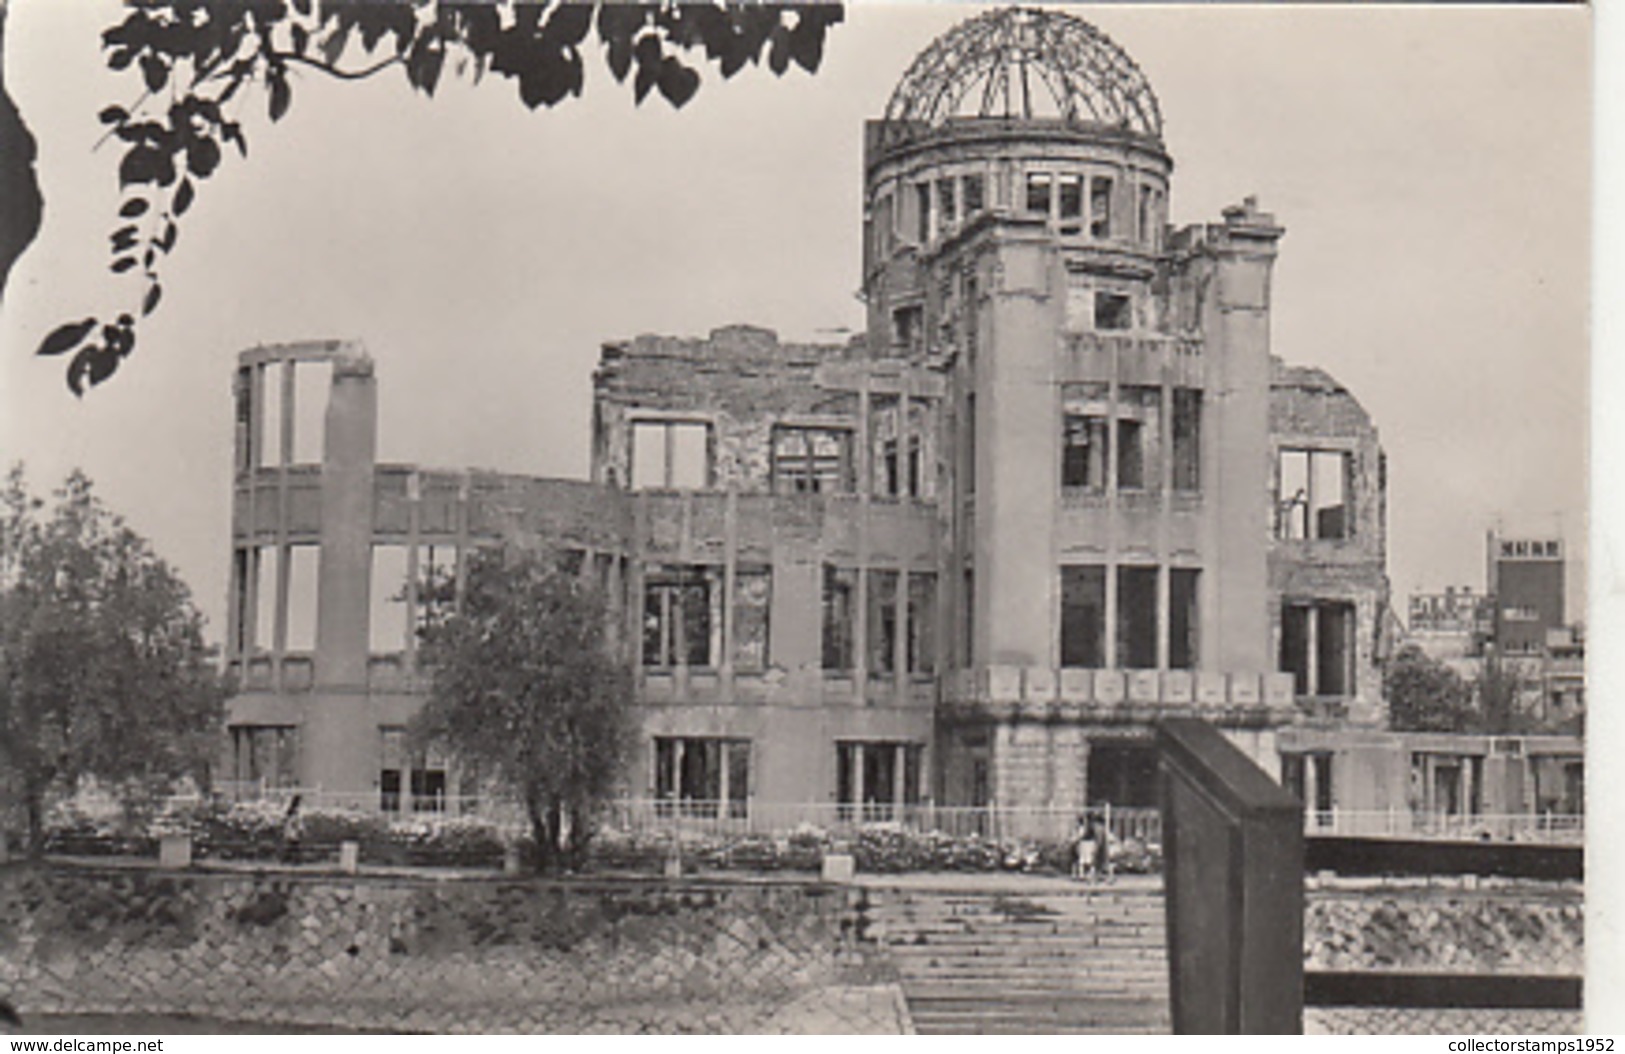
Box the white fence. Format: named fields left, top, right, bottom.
left=1303, top=808, right=1583, bottom=844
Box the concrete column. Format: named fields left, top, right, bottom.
left=1201, top=199, right=1284, bottom=677
left=304, top=348, right=378, bottom=795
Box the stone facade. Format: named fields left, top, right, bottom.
left=220, top=7, right=1391, bottom=816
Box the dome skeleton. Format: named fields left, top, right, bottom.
left=881, top=7, right=1163, bottom=143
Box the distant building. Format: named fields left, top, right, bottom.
left=219, top=8, right=1393, bottom=815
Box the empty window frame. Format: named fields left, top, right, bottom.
left=1025, top=171, right=1052, bottom=216
left=258, top=362, right=285, bottom=468
left=630, top=419, right=711, bottom=491
left=822, top=565, right=858, bottom=671
left=773, top=426, right=855, bottom=494
left=285, top=544, right=319, bottom=652
left=1279, top=600, right=1355, bottom=696
left=230, top=725, right=299, bottom=788
left=291, top=360, right=331, bottom=465
left=837, top=740, right=923, bottom=818
left=1116, top=566, right=1158, bottom=670
left=1277, top=449, right=1352, bottom=539
left=369, top=544, right=411, bottom=653
left=643, top=564, right=716, bottom=668
left=936, top=176, right=957, bottom=227
left=868, top=570, right=899, bottom=677
left=414, top=543, right=459, bottom=632
left=1117, top=385, right=1160, bottom=492
left=963, top=392, right=976, bottom=496
left=234, top=367, right=254, bottom=472
left=234, top=545, right=277, bottom=653
left=1061, top=383, right=1110, bottom=491
left=1060, top=565, right=1106, bottom=668
left=915, top=181, right=932, bottom=242
left=908, top=573, right=936, bottom=674
left=1172, top=388, right=1202, bottom=492
left=962, top=172, right=985, bottom=215
left=379, top=727, right=447, bottom=813
left=1089, top=176, right=1113, bottom=238
left=1058, top=174, right=1084, bottom=233
left=1095, top=291, right=1133, bottom=331
left=1169, top=568, right=1200, bottom=670
left=655, top=737, right=750, bottom=818
left=732, top=567, right=771, bottom=671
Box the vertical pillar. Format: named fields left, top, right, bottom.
left=722, top=488, right=738, bottom=691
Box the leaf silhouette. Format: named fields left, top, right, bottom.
left=37, top=318, right=98, bottom=358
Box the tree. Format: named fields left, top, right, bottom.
left=1385, top=643, right=1473, bottom=733
left=1472, top=645, right=1540, bottom=735
left=411, top=546, right=634, bottom=874
left=6, top=1, right=844, bottom=394
left=0, top=465, right=225, bottom=854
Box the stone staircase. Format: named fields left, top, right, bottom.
left=866, top=883, right=1170, bottom=1034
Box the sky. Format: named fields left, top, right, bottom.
left=0, top=2, right=1592, bottom=647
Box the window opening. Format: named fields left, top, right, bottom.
left=1095, top=291, right=1132, bottom=331
left=822, top=565, right=857, bottom=671
left=1117, top=566, right=1158, bottom=670
left=643, top=564, right=716, bottom=668
left=1089, top=176, right=1113, bottom=238
left=1172, top=388, right=1202, bottom=492
left=655, top=737, right=750, bottom=818
left=1025, top=171, right=1052, bottom=216
left=1060, top=565, right=1106, bottom=668
left=773, top=426, right=855, bottom=494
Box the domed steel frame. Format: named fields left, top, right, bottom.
left=881, top=7, right=1163, bottom=143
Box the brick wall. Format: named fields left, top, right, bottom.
left=0, top=864, right=905, bottom=1034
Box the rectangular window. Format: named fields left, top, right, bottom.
left=907, top=436, right=922, bottom=499
left=837, top=741, right=922, bottom=819
left=1279, top=600, right=1355, bottom=696
left=379, top=727, right=445, bottom=813
left=731, top=567, right=771, bottom=670
left=822, top=565, right=857, bottom=671
left=235, top=367, right=254, bottom=472
left=963, top=568, right=975, bottom=666
left=1117, top=566, right=1158, bottom=670
left=291, top=360, right=331, bottom=465
left=414, top=543, right=458, bottom=633
left=868, top=570, right=899, bottom=677
left=231, top=725, right=298, bottom=787
left=916, top=181, right=931, bottom=242
left=253, top=545, right=277, bottom=651
left=1277, top=449, right=1352, bottom=539
left=1316, top=601, right=1353, bottom=696
left=1095, top=291, right=1132, bottom=331
left=285, top=544, right=319, bottom=652
left=1058, top=174, right=1084, bottom=232
left=369, top=544, right=411, bottom=653
left=907, top=573, right=936, bottom=674
left=1061, top=383, right=1110, bottom=491
left=962, top=172, right=984, bottom=215
left=1060, top=565, right=1107, bottom=668
left=1172, top=388, right=1202, bottom=492
left=774, top=426, right=854, bottom=494
left=937, top=176, right=956, bottom=226
left=963, top=392, right=976, bottom=496
left=643, top=564, right=716, bottom=668
left=1117, top=418, right=1145, bottom=490
left=1025, top=171, right=1052, bottom=216
left=630, top=419, right=711, bottom=490
left=1090, top=175, right=1113, bottom=238
left=259, top=362, right=284, bottom=468
left=1139, top=185, right=1154, bottom=245
left=1169, top=568, right=1200, bottom=670
left=655, top=737, right=750, bottom=818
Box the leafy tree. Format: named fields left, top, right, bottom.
left=4, top=0, right=843, bottom=394
left=411, top=546, right=634, bottom=874
left=1472, top=646, right=1540, bottom=735
left=1385, top=643, right=1474, bottom=733
left=0, top=465, right=226, bottom=854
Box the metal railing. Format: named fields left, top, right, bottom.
left=1303, top=808, right=1583, bottom=844
left=194, top=785, right=1165, bottom=845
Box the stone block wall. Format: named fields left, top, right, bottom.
left=1302, top=880, right=1584, bottom=1035
left=0, top=864, right=904, bottom=1034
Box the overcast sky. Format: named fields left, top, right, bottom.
left=0, top=2, right=1591, bottom=644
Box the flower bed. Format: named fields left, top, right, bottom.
left=36, top=800, right=1163, bottom=876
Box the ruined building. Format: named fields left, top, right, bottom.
left=221, top=8, right=1390, bottom=815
